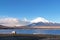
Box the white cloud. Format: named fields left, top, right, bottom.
left=0, top=17, right=30, bottom=27
left=23, top=18, right=28, bottom=22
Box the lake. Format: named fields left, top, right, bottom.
left=0, top=29, right=60, bottom=35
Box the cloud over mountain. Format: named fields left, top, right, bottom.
left=0, top=17, right=30, bottom=27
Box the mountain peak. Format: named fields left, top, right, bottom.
left=31, top=17, right=49, bottom=23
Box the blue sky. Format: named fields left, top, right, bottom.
left=0, top=0, right=60, bottom=22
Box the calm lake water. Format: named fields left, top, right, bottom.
left=0, top=29, right=60, bottom=35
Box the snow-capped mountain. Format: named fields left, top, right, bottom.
left=28, top=17, right=60, bottom=26
left=30, top=17, right=49, bottom=23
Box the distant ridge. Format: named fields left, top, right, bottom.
left=27, top=22, right=60, bottom=27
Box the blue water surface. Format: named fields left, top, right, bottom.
left=0, top=29, right=60, bottom=35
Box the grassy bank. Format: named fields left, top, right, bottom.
left=0, top=34, right=59, bottom=37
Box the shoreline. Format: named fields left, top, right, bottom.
left=0, top=34, right=60, bottom=37
left=0, top=26, right=60, bottom=29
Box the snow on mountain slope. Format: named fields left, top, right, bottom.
left=27, top=17, right=60, bottom=26
left=30, top=17, right=49, bottom=23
